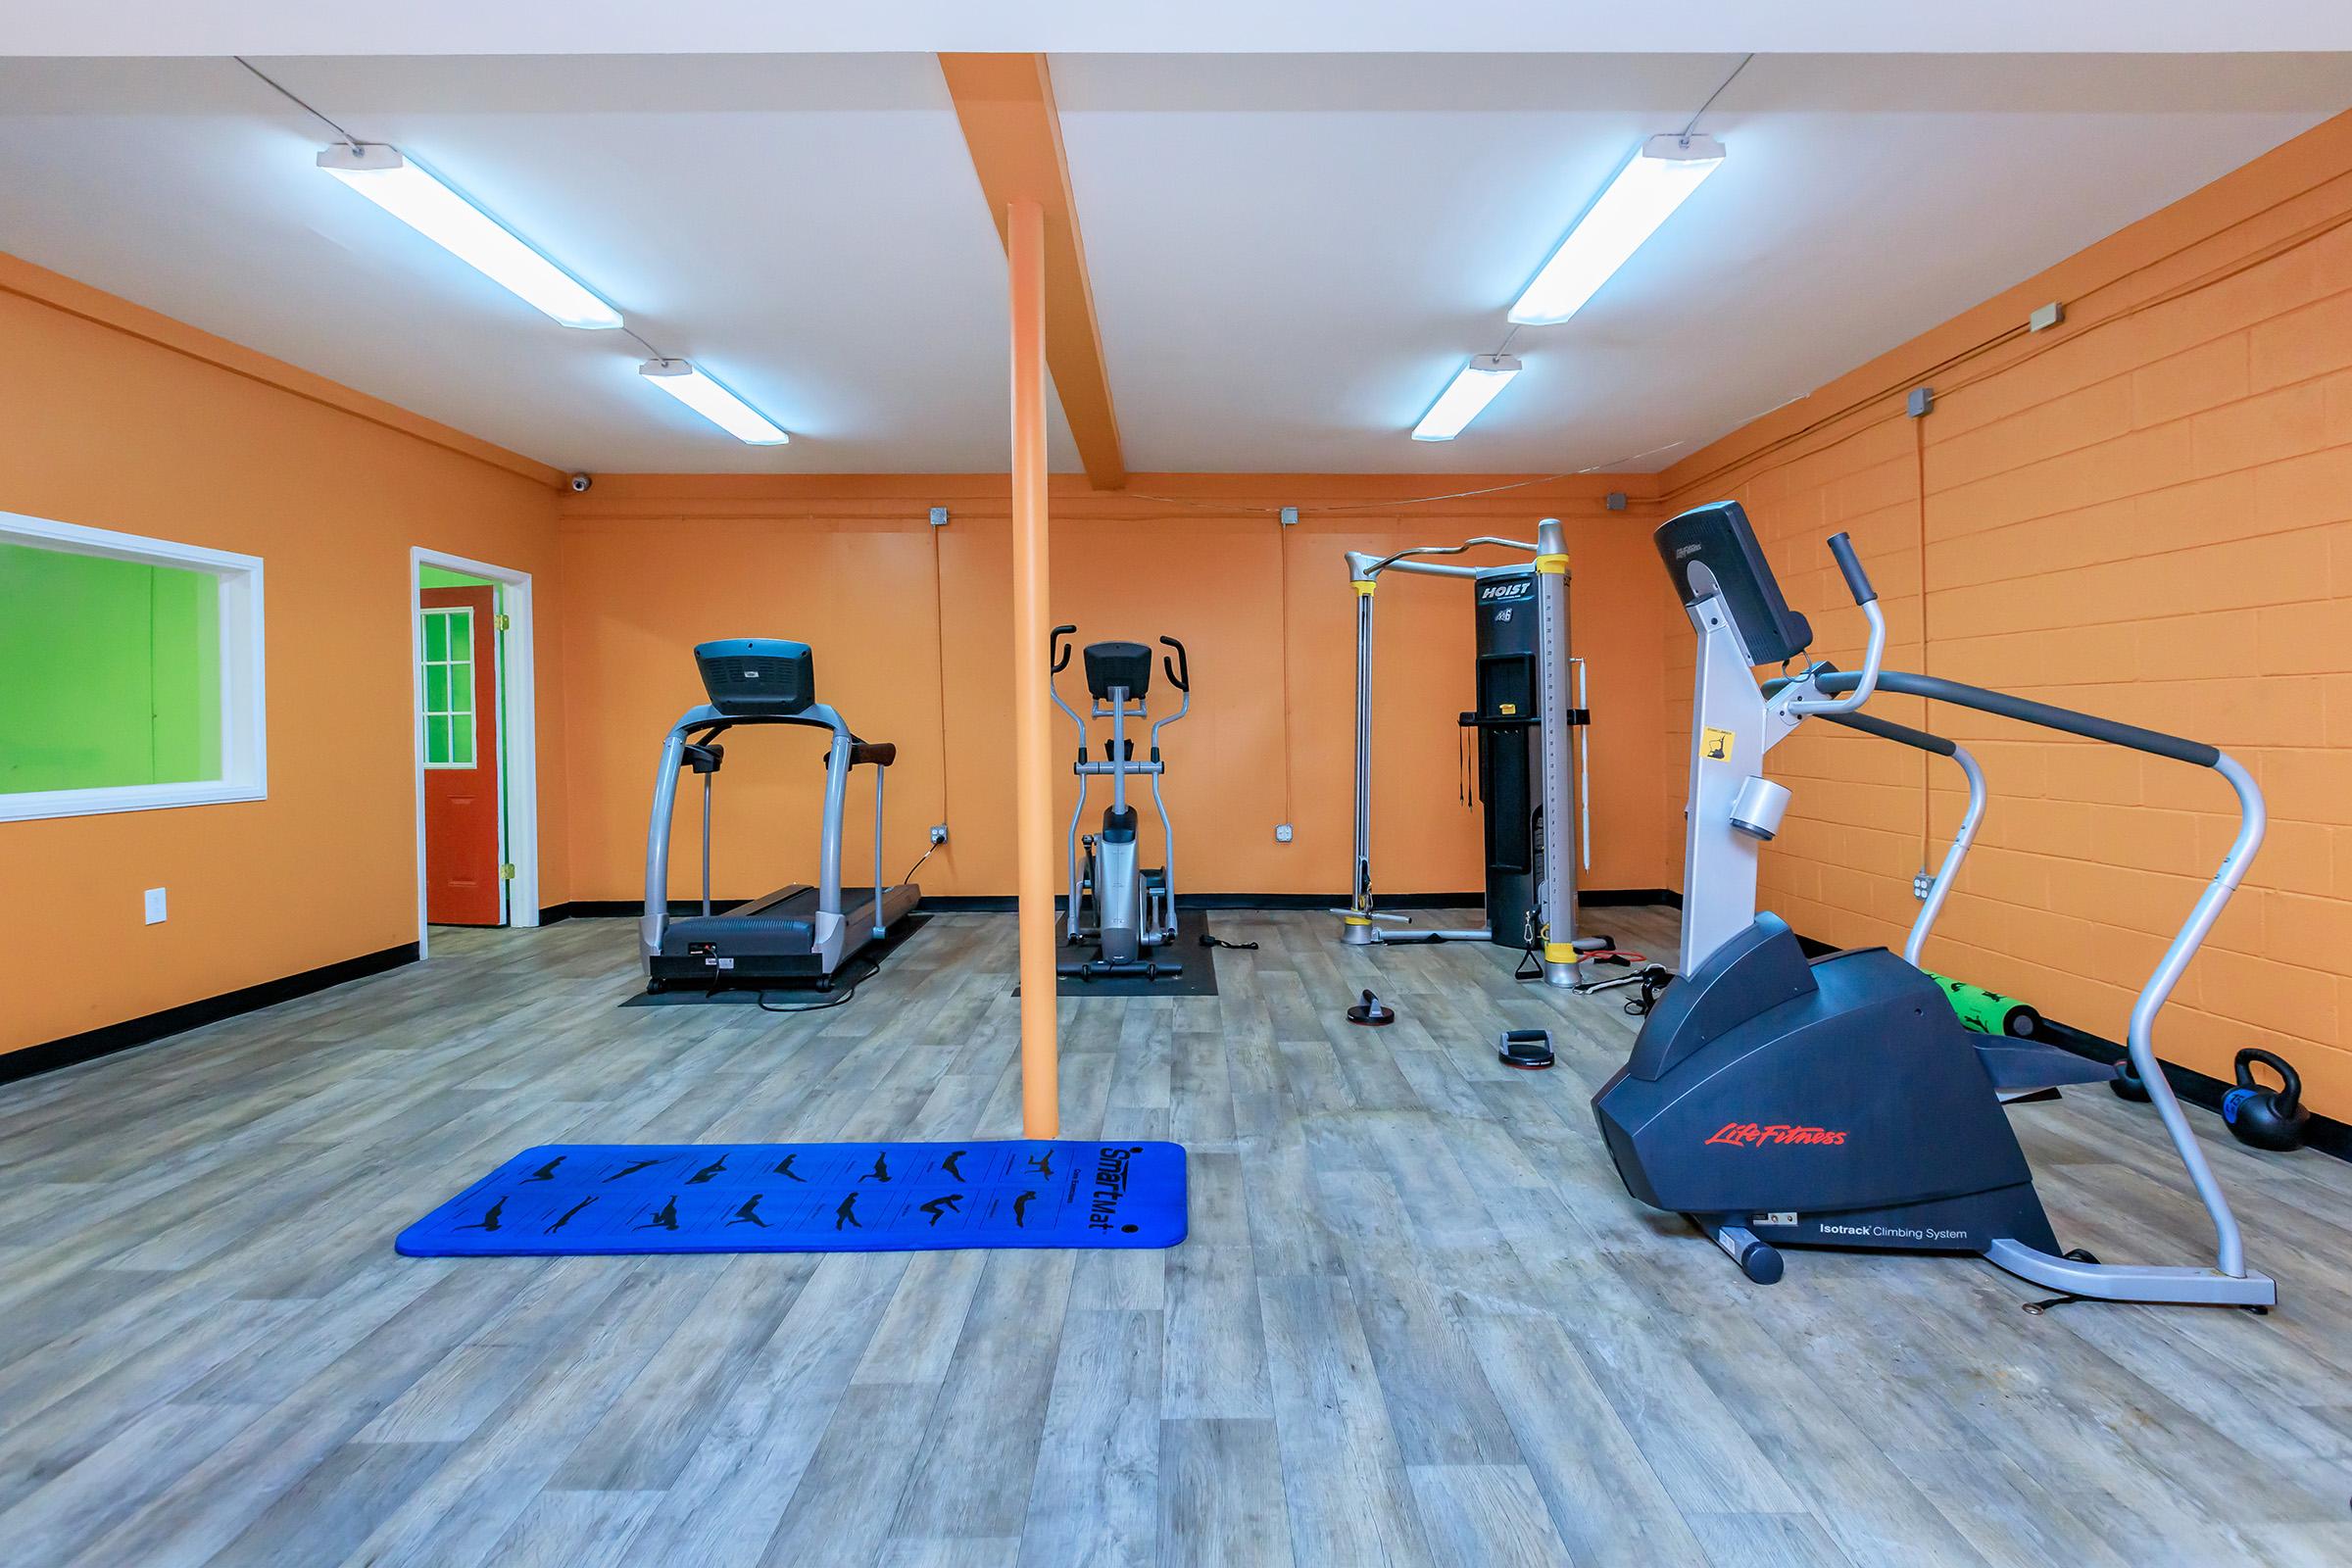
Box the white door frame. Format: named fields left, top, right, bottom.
left=411, top=548, right=541, bottom=956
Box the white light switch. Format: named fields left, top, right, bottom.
left=144, top=887, right=168, bottom=924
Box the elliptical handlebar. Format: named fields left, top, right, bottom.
left=1159, top=635, right=1191, bottom=693
left=1785, top=533, right=1885, bottom=718
left=1047, top=624, right=1086, bottom=745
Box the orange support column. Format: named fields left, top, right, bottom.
left=1007, top=197, right=1059, bottom=1139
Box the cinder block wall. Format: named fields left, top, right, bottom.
left=1655, top=110, right=2352, bottom=1117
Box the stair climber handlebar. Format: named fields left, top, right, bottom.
left=1786, top=532, right=1885, bottom=718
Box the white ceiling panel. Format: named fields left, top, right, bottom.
left=1, top=52, right=2347, bottom=474
left=1056, top=53, right=2352, bottom=472
left=0, top=54, right=1080, bottom=473
left=6, top=3, right=2352, bottom=58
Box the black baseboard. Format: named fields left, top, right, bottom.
left=1786, top=929, right=2347, bottom=1164
left=554, top=889, right=1674, bottom=920
left=1581, top=888, right=1678, bottom=908
left=2032, top=1019, right=2351, bottom=1162
left=4, top=942, right=420, bottom=1088
left=563, top=899, right=749, bottom=919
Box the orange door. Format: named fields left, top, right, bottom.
left=420, top=585, right=503, bottom=925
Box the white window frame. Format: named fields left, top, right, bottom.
left=417, top=605, right=480, bottom=771
left=0, top=511, right=267, bottom=823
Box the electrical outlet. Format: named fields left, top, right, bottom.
left=929, top=824, right=950, bottom=846
left=1274, top=823, right=1294, bottom=844
left=144, top=887, right=168, bottom=924
left=1912, top=869, right=1934, bottom=901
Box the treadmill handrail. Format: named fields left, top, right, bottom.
left=643, top=702, right=853, bottom=956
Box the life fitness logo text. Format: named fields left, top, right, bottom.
left=1705, top=1122, right=1847, bottom=1148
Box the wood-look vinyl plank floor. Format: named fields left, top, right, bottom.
left=1, top=906, right=2346, bottom=1567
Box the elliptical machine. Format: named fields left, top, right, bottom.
left=1050, top=626, right=1189, bottom=981
left=1592, top=500, right=2276, bottom=1309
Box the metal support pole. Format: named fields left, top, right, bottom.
left=872, top=762, right=888, bottom=939
left=1343, top=578, right=1378, bottom=945
left=1533, top=517, right=1579, bottom=987
left=1008, top=198, right=1059, bottom=1139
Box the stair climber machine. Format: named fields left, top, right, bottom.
left=1335, top=516, right=1608, bottom=985
left=1050, top=627, right=1189, bottom=981
left=1752, top=678, right=2113, bottom=1103
left=640, top=639, right=919, bottom=992
left=1592, top=500, right=2276, bottom=1309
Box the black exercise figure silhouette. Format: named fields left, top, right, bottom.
left=545, top=1196, right=595, bottom=1234
left=456, top=1197, right=507, bottom=1232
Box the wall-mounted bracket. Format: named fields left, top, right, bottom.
left=929, top=507, right=951, bottom=527
left=1907, top=386, right=1935, bottom=418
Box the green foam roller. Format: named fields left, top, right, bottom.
left=1927, top=972, right=2040, bottom=1037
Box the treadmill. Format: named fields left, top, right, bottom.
left=639, top=638, right=919, bottom=990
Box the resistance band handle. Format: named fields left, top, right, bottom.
left=1826, top=531, right=1877, bottom=605
left=1816, top=668, right=2221, bottom=767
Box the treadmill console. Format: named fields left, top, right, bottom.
left=1653, top=501, right=1814, bottom=665
left=696, top=638, right=814, bottom=717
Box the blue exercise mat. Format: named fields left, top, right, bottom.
left=397, top=1140, right=1187, bottom=1257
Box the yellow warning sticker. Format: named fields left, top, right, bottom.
left=1498, top=703, right=1518, bottom=714
left=1701, top=726, right=1734, bottom=761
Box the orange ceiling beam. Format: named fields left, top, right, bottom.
left=939, top=52, right=1127, bottom=491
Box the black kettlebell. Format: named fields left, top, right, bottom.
left=2222, top=1049, right=2309, bottom=1152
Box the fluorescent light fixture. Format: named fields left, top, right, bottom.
left=639, top=359, right=790, bottom=445
left=317, top=143, right=622, bottom=330
left=1508, top=133, right=1726, bottom=326
left=1411, top=354, right=1522, bottom=442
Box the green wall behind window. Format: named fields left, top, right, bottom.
left=0, top=542, right=220, bottom=794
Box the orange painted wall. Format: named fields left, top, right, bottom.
left=558, top=475, right=1671, bottom=909
left=1652, top=110, right=2352, bottom=1117
left=0, top=257, right=569, bottom=1057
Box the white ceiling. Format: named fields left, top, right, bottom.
left=7, top=3, right=2352, bottom=57
left=1, top=52, right=2348, bottom=474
